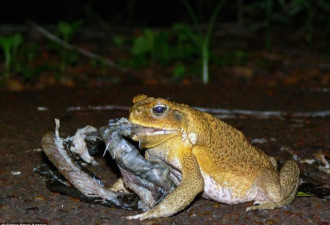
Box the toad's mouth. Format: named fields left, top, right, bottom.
left=130, top=126, right=179, bottom=147
left=133, top=126, right=179, bottom=136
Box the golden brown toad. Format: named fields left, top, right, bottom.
left=127, top=94, right=300, bottom=220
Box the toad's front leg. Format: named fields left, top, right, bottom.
left=128, top=148, right=204, bottom=220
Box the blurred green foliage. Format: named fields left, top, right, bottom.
left=57, top=20, right=83, bottom=43
left=1, top=0, right=330, bottom=86
left=56, top=20, right=83, bottom=75
left=125, top=0, right=226, bottom=83
left=119, top=25, right=198, bottom=72
left=173, top=63, right=186, bottom=79
left=0, top=33, right=23, bottom=82
left=182, top=0, right=227, bottom=84
left=248, top=0, right=330, bottom=43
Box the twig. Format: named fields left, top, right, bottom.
left=29, top=22, right=128, bottom=73
left=66, top=104, right=330, bottom=120
left=197, top=107, right=330, bottom=119
left=67, top=105, right=130, bottom=112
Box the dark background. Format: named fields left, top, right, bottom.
left=0, top=0, right=329, bottom=88
left=1, top=0, right=320, bottom=27
left=2, top=0, right=198, bottom=25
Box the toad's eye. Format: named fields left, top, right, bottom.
left=152, top=104, right=167, bottom=115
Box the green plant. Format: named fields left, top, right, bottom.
left=173, top=63, right=186, bottom=79
left=247, top=0, right=330, bottom=44
left=132, top=29, right=170, bottom=66
left=280, top=0, right=330, bottom=42
left=172, top=23, right=199, bottom=60
left=0, top=33, right=23, bottom=81
left=234, top=50, right=248, bottom=66
left=23, top=43, right=39, bottom=62
left=130, top=25, right=199, bottom=69
left=182, top=0, right=227, bottom=84
left=132, top=29, right=156, bottom=64
left=129, top=0, right=227, bottom=83
left=296, top=191, right=313, bottom=197
left=112, top=35, right=125, bottom=48
left=57, top=20, right=83, bottom=44
left=56, top=20, right=83, bottom=73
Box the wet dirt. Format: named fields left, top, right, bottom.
left=0, top=84, right=329, bottom=225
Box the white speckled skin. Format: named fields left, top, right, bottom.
left=202, top=172, right=258, bottom=204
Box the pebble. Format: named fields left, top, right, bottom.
left=37, top=106, right=49, bottom=111
left=11, top=171, right=21, bottom=175
left=34, top=195, right=46, bottom=201
left=26, top=206, right=40, bottom=213
left=0, top=204, right=10, bottom=210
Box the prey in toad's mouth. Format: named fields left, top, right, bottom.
left=35, top=118, right=176, bottom=211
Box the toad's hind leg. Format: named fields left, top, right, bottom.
left=246, top=160, right=300, bottom=211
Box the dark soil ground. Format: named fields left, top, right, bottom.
left=0, top=84, right=329, bottom=225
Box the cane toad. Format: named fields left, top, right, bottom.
left=127, top=94, right=300, bottom=220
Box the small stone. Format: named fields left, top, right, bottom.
left=11, top=171, right=21, bottom=175
left=34, top=195, right=46, bottom=201
left=37, top=106, right=49, bottom=111
left=7, top=79, right=24, bottom=91
left=26, top=206, right=39, bottom=213
left=0, top=204, right=10, bottom=210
